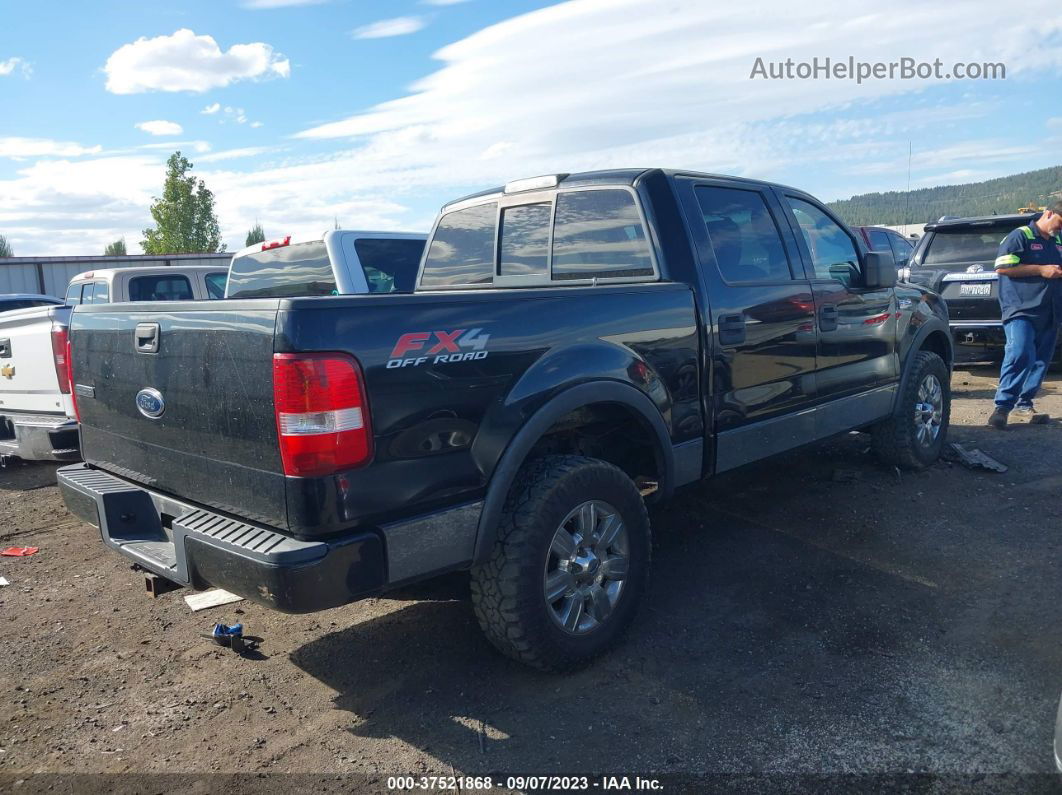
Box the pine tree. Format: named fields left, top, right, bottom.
left=0, top=234, right=11, bottom=258
left=141, top=152, right=225, bottom=254
left=245, top=222, right=265, bottom=247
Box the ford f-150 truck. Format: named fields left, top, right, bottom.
left=58, top=169, right=952, bottom=670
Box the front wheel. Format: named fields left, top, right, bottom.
left=872, top=351, right=950, bottom=469
left=470, top=455, right=650, bottom=671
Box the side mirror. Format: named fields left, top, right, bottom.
left=863, top=251, right=897, bottom=289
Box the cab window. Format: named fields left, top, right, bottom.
left=205, top=272, right=228, bottom=299
left=128, top=275, right=194, bottom=301
left=551, top=190, right=654, bottom=280
left=787, top=198, right=860, bottom=287
left=420, top=203, right=497, bottom=289
left=695, top=186, right=793, bottom=283
left=89, top=280, right=110, bottom=304
left=65, top=282, right=83, bottom=305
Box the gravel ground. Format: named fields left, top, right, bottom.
left=2, top=366, right=1062, bottom=790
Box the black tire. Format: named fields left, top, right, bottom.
left=872, top=351, right=950, bottom=469
left=470, top=455, right=650, bottom=672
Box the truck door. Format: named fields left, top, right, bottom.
left=776, top=192, right=899, bottom=402
left=674, top=178, right=818, bottom=472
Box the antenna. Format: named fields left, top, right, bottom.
left=903, top=141, right=912, bottom=234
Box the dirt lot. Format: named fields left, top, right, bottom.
left=2, top=366, right=1062, bottom=789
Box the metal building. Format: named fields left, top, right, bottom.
left=0, top=252, right=234, bottom=299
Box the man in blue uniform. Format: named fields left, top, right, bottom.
left=988, top=201, right=1062, bottom=428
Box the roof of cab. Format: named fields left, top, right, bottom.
left=924, top=212, right=1036, bottom=232
left=441, top=168, right=807, bottom=211
left=69, top=264, right=228, bottom=282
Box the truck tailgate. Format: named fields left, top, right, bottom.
left=0, top=304, right=71, bottom=415
left=69, top=301, right=286, bottom=528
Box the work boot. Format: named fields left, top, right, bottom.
left=987, top=407, right=1009, bottom=429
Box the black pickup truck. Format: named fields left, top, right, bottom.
left=58, top=169, right=953, bottom=671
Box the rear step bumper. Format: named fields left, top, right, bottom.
left=56, top=463, right=386, bottom=613
left=0, top=412, right=80, bottom=462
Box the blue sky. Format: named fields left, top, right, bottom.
left=1, top=0, right=1060, bottom=255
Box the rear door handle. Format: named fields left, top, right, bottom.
left=718, top=314, right=746, bottom=346
left=819, top=305, right=839, bottom=332
left=134, top=322, right=160, bottom=354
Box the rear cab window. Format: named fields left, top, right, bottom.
left=418, top=187, right=656, bottom=289
left=128, top=275, right=193, bottom=302
left=227, top=241, right=336, bottom=299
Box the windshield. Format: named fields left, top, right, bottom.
left=921, top=229, right=1008, bottom=266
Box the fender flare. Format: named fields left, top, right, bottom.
left=471, top=381, right=674, bottom=563
left=898, top=318, right=953, bottom=402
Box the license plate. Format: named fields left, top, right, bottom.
left=959, top=283, right=992, bottom=297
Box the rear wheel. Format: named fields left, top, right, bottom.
left=872, top=351, right=950, bottom=469
left=470, top=455, right=650, bottom=671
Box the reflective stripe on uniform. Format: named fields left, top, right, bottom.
left=995, top=254, right=1021, bottom=268
left=1020, top=226, right=1035, bottom=239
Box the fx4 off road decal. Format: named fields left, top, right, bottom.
left=387, top=329, right=490, bottom=368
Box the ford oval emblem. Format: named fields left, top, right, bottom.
left=136, top=388, right=165, bottom=419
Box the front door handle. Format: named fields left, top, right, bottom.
left=718, top=314, right=746, bottom=345
left=819, top=305, right=839, bottom=332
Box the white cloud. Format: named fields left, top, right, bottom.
left=250, top=121, right=264, bottom=128
left=197, top=146, right=276, bottom=162
left=7, top=0, right=1062, bottom=256
left=104, top=28, right=290, bottom=94
left=0, top=138, right=102, bottom=159
left=352, top=17, right=426, bottom=39
left=201, top=102, right=221, bottom=114
left=135, top=120, right=184, bottom=136
left=0, top=57, right=32, bottom=78
left=137, top=140, right=212, bottom=154
left=299, top=0, right=1062, bottom=199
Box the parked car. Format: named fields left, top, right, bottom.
left=0, top=302, right=77, bottom=461
left=57, top=169, right=952, bottom=671
left=64, top=265, right=230, bottom=305
left=906, top=213, right=1036, bottom=354
left=0, top=293, right=64, bottom=313
left=851, top=226, right=916, bottom=271
left=225, top=230, right=427, bottom=298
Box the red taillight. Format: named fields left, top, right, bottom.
left=67, top=337, right=79, bottom=421
left=262, top=236, right=291, bottom=251
left=272, top=353, right=372, bottom=477
left=51, top=327, right=71, bottom=395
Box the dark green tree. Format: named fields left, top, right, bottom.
left=245, top=222, right=265, bottom=247
left=141, top=151, right=225, bottom=254
left=104, top=238, right=127, bottom=256
left=0, top=234, right=11, bottom=258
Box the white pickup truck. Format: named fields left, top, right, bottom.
left=0, top=302, right=78, bottom=461
left=0, top=265, right=231, bottom=461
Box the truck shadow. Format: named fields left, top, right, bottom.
left=290, top=435, right=960, bottom=773
left=0, top=460, right=62, bottom=492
